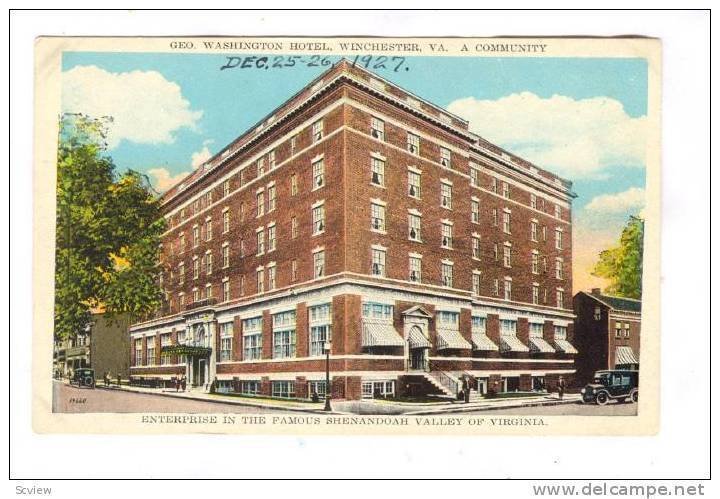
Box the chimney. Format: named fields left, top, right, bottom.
left=591, top=288, right=602, bottom=296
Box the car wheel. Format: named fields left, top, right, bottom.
left=596, top=392, right=609, bottom=405
left=631, top=391, right=638, bottom=403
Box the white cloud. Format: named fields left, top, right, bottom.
left=191, top=146, right=212, bottom=169
left=585, top=187, right=646, bottom=214
left=147, top=168, right=190, bottom=193
left=447, top=92, right=647, bottom=178
left=62, top=65, right=203, bottom=149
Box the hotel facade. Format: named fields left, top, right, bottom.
left=128, top=61, right=578, bottom=400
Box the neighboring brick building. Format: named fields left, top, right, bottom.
left=573, top=289, right=641, bottom=385
left=128, top=61, right=578, bottom=400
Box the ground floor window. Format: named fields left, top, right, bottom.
left=505, top=376, right=520, bottom=392
left=240, top=380, right=260, bottom=395
left=532, top=376, right=546, bottom=391
left=308, top=380, right=327, bottom=398
left=216, top=380, right=235, bottom=393
left=361, top=380, right=395, bottom=399
left=272, top=381, right=295, bottom=398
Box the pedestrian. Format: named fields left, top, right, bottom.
left=175, top=376, right=180, bottom=392
left=117, top=374, right=121, bottom=387
left=463, top=376, right=470, bottom=403
left=558, top=376, right=566, bottom=400
left=103, top=371, right=109, bottom=387
left=181, top=375, right=186, bottom=391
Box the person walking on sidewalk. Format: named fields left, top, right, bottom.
left=558, top=376, right=566, bottom=400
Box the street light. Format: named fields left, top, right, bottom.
left=323, top=340, right=332, bottom=412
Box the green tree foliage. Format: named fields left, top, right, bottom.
left=55, top=113, right=166, bottom=339
left=592, top=216, right=644, bottom=299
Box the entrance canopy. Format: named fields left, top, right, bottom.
left=407, top=327, right=431, bottom=349
left=161, top=345, right=211, bottom=357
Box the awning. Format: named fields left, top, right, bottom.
left=362, top=322, right=405, bottom=347
left=554, top=339, right=579, bottom=354
left=436, top=328, right=472, bottom=350
left=407, top=328, right=431, bottom=349
left=471, top=332, right=498, bottom=351
left=615, top=345, right=638, bottom=365
left=529, top=336, right=555, bottom=353
left=161, top=345, right=212, bottom=357
left=500, top=334, right=530, bottom=353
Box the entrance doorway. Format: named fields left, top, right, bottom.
left=409, top=348, right=427, bottom=371
left=192, top=357, right=207, bottom=388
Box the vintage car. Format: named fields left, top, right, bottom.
left=70, top=368, right=96, bottom=389
left=581, top=369, right=638, bottom=405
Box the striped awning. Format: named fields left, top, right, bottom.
left=436, top=329, right=472, bottom=350
left=500, top=334, right=530, bottom=353
left=362, top=322, right=405, bottom=347
left=407, top=328, right=431, bottom=349
left=554, top=339, right=579, bottom=354
left=529, top=336, right=555, bottom=353
left=615, top=345, right=638, bottom=365
left=471, top=332, right=499, bottom=351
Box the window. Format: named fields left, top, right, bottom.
left=179, top=233, right=186, bottom=252
left=312, top=158, right=325, bottom=189
left=193, top=199, right=200, bottom=214
left=312, top=203, right=325, bottom=234
left=220, top=323, right=233, bottom=361
left=223, top=211, right=230, bottom=233
left=532, top=284, right=540, bottom=304
left=223, top=180, right=230, bottom=198
left=529, top=322, right=544, bottom=338
left=409, top=255, right=422, bottom=283
left=556, top=289, right=564, bottom=308
left=180, top=208, right=186, bottom=221
left=615, top=322, right=623, bottom=338
left=440, top=147, right=451, bottom=167
left=290, top=134, right=297, bottom=154
left=471, top=199, right=480, bottom=223
left=492, top=208, right=498, bottom=227
left=491, top=177, right=498, bottom=194
left=472, top=316, right=487, bottom=333
left=243, top=317, right=263, bottom=360
left=205, top=251, right=213, bottom=275
left=555, top=204, right=562, bottom=219
left=291, top=259, right=298, bottom=281
left=291, top=216, right=299, bottom=238
left=624, top=323, right=631, bottom=338
left=273, top=311, right=296, bottom=359
left=240, top=275, right=245, bottom=295
left=371, top=247, right=386, bottom=276
left=256, top=229, right=265, bottom=256
left=267, top=184, right=276, bottom=212
left=531, top=252, right=539, bottom=274
left=502, top=182, right=510, bottom=199
left=407, top=132, right=420, bottom=155
left=193, top=258, right=200, bottom=279
left=542, top=225, right=547, bottom=241
left=408, top=170, right=421, bottom=198
left=440, top=182, right=452, bottom=209
left=205, top=218, right=213, bottom=241
left=146, top=340, right=155, bottom=366
left=268, top=149, right=276, bottom=169
left=239, top=202, right=245, bottom=222
left=206, top=190, right=213, bottom=206
left=179, top=292, right=185, bottom=308
left=531, top=221, right=538, bottom=242
left=594, top=307, right=602, bottom=320
left=312, top=120, right=323, bottom=142
left=501, top=319, right=517, bottom=336
left=257, top=157, right=265, bottom=177
left=503, top=210, right=511, bottom=234
left=371, top=117, right=385, bottom=140
left=193, top=226, right=199, bottom=248
left=503, top=245, right=511, bottom=268
left=470, top=166, right=480, bottom=187
left=530, top=193, right=537, bottom=209
left=206, top=283, right=213, bottom=299
left=240, top=380, right=260, bottom=395
left=268, top=265, right=276, bottom=290
left=371, top=157, right=385, bottom=186
left=272, top=381, right=295, bottom=398
left=437, top=311, right=459, bottom=327
left=267, top=224, right=276, bottom=252
left=309, top=304, right=332, bottom=356
left=222, top=245, right=230, bottom=268
left=493, top=243, right=499, bottom=261
left=542, top=256, right=548, bottom=273
left=555, top=258, right=564, bottom=279
left=441, top=222, right=453, bottom=249
left=134, top=339, right=142, bottom=366
left=504, top=278, right=512, bottom=301
left=223, top=279, right=230, bottom=302
left=361, top=381, right=395, bottom=399
left=493, top=279, right=499, bottom=297
left=472, top=236, right=481, bottom=260
left=555, top=229, right=563, bottom=250
left=362, top=302, right=393, bottom=320
left=554, top=325, right=568, bottom=341
left=178, top=262, right=185, bottom=285
left=370, top=202, right=386, bottom=232
left=472, top=272, right=481, bottom=295
left=441, top=262, right=453, bottom=287
left=408, top=213, right=422, bottom=241
left=256, top=268, right=264, bottom=293
left=290, top=173, right=298, bottom=196
left=239, top=239, right=245, bottom=258
left=313, top=250, right=325, bottom=278
left=308, top=381, right=327, bottom=398
left=256, top=190, right=265, bottom=217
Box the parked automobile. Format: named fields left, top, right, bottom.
left=581, top=370, right=638, bottom=405
left=69, top=368, right=96, bottom=389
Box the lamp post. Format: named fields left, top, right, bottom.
left=323, top=340, right=332, bottom=412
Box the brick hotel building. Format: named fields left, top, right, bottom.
left=128, top=61, right=578, bottom=400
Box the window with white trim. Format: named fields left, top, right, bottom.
left=291, top=216, right=298, bottom=239
left=240, top=275, right=245, bottom=295
left=440, top=182, right=452, bottom=209
left=554, top=325, right=567, bottom=340
left=241, top=380, right=260, bottom=395
left=272, top=381, right=295, bottom=398
left=242, top=317, right=263, bottom=360
left=205, top=218, right=213, bottom=241
left=530, top=322, right=544, bottom=338
left=309, top=304, right=332, bottom=357
left=205, top=252, right=213, bottom=275
left=472, top=236, right=481, bottom=260
left=206, top=283, right=213, bottom=299
left=501, top=319, right=517, bottom=336
left=146, top=340, right=155, bottom=366
left=193, top=226, right=199, bottom=248
left=179, top=233, right=186, bottom=252
left=256, top=268, right=264, bottom=293
left=267, top=184, right=276, bottom=212
left=312, top=204, right=325, bottom=234
left=256, top=191, right=264, bottom=217
left=178, top=262, right=185, bottom=285
left=290, top=134, right=297, bottom=154
left=472, top=316, right=487, bottom=333
left=313, top=250, right=325, bottom=278
left=408, top=170, right=421, bottom=198
left=220, top=322, right=234, bottom=361
left=371, top=117, right=385, bottom=141
left=291, top=259, right=298, bottom=281
left=441, top=222, right=453, bottom=249
left=273, top=311, right=296, bottom=359
left=504, top=278, right=512, bottom=301
left=407, top=132, right=420, bottom=155
left=491, top=177, right=498, bottom=194
left=193, top=258, right=199, bottom=279
left=441, top=262, right=453, bottom=287
left=556, top=289, right=564, bottom=308
left=290, top=173, right=298, bottom=196
left=532, top=252, right=539, bottom=274
left=492, top=208, right=498, bottom=227
left=437, top=310, right=459, bottom=327
left=408, top=255, right=422, bottom=283
left=222, top=245, right=230, bottom=268
left=362, top=302, right=393, bottom=320
left=371, top=157, right=385, bottom=186
left=532, top=284, right=540, bottom=305
left=470, top=166, right=480, bottom=187
left=471, top=199, right=480, bottom=223
left=555, top=228, right=563, bottom=250
left=530, top=193, right=537, bottom=210
left=406, top=212, right=422, bottom=241
left=472, top=272, right=481, bottom=295
left=531, top=221, right=538, bottom=242
left=312, top=120, right=323, bottom=142
left=223, top=211, right=230, bottom=233
left=268, top=224, right=276, bottom=252
left=493, top=243, right=499, bottom=261
left=555, top=258, right=564, bottom=279
left=503, top=245, right=512, bottom=268
left=257, top=156, right=265, bottom=177
left=555, top=204, right=562, bottom=219
left=503, top=210, right=511, bottom=234
left=502, top=182, right=510, bottom=199
left=312, top=158, right=325, bottom=190
left=239, top=239, right=245, bottom=258
left=493, top=278, right=499, bottom=297
left=308, top=381, right=327, bottom=398
left=223, top=180, right=230, bottom=198
left=256, top=229, right=265, bottom=256
left=370, top=202, right=386, bottom=232
left=223, top=280, right=230, bottom=302
left=268, top=149, right=276, bottom=169
left=267, top=265, right=276, bottom=290
left=371, top=247, right=386, bottom=277
left=440, top=147, right=451, bottom=167
left=134, top=339, right=143, bottom=366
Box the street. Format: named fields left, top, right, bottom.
left=53, top=380, right=299, bottom=414
left=463, top=400, right=638, bottom=416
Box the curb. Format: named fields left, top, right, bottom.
left=405, top=398, right=581, bottom=415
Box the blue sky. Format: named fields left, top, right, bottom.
left=61, top=52, right=649, bottom=290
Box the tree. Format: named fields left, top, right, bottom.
left=592, top=216, right=644, bottom=299
left=55, top=113, right=166, bottom=340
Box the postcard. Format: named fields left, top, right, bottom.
left=33, top=36, right=661, bottom=435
